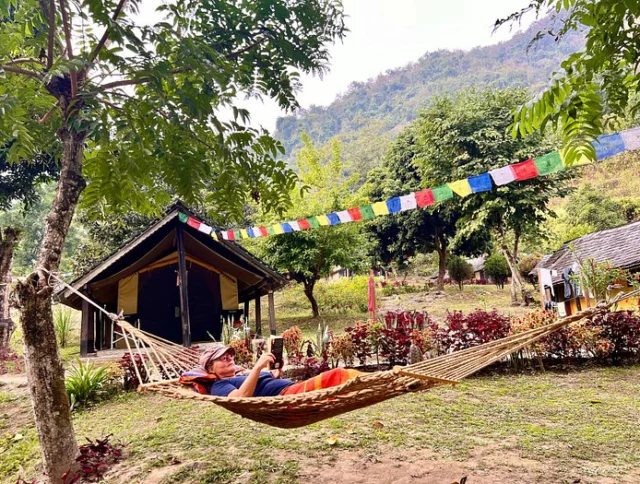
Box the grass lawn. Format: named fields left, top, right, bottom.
left=1, top=364, right=639, bottom=483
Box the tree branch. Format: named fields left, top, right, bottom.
left=47, top=0, right=56, bottom=69
left=99, top=66, right=192, bottom=90
left=58, top=0, right=77, bottom=97
left=0, top=65, right=43, bottom=81
left=89, top=0, right=128, bottom=64
left=4, top=58, right=44, bottom=66
left=226, top=36, right=267, bottom=60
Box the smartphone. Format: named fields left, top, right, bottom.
left=270, top=337, right=284, bottom=370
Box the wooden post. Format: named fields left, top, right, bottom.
left=255, top=294, right=262, bottom=337
left=268, top=290, right=276, bottom=336
left=176, top=224, right=191, bottom=347
left=537, top=268, right=546, bottom=310
left=103, top=306, right=112, bottom=349
left=243, top=299, right=250, bottom=324
left=95, top=309, right=103, bottom=351
left=80, top=298, right=95, bottom=356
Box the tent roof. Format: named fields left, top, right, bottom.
left=58, top=202, right=286, bottom=310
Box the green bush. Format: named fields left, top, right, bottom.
left=484, top=253, right=511, bottom=289
left=65, top=358, right=109, bottom=410
left=54, top=307, right=74, bottom=348
left=315, top=275, right=369, bottom=314
left=446, top=256, right=474, bottom=291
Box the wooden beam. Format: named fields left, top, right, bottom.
left=267, top=291, right=276, bottom=336
left=243, top=299, right=249, bottom=324
left=80, top=298, right=95, bottom=356
left=176, top=223, right=191, bottom=347
left=255, top=294, right=262, bottom=337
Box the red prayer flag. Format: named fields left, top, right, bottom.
left=511, top=159, right=538, bottom=181
left=259, top=226, right=268, bottom=237
left=347, top=207, right=363, bottom=221
left=415, top=189, right=435, bottom=207
left=297, top=219, right=311, bottom=230
left=186, top=217, right=201, bottom=230
left=227, top=230, right=235, bottom=241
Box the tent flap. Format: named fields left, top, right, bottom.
left=220, top=273, right=238, bottom=310
left=117, top=273, right=139, bottom=314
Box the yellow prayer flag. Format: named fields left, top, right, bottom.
left=448, top=179, right=472, bottom=197
left=316, top=215, right=331, bottom=226
left=211, top=231, right=219, bottom=241
left=371, top=201, right=390, bottom=216
left=240, top=229, right=249, bottom=239
left=273, top=224, right=285, bottom=234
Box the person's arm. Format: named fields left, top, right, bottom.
left=228, top=353, right=275, bottom=398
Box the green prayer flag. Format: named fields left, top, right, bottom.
left=359, top=204, right=375, bottom=220
left=266, top=225, right=275, bottom=236
left=307, top=217, right=320, bottom=229
left=178, top=212, right=188, bottom=223
left=432, top=185, right=453, bottom=202
left=534, top=151, right=564, bottom=176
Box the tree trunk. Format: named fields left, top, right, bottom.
left=0, top=227, right=20, bottom=350
left=435, top=230, right=448, bottom=292
left=501, top=239, right=526, bottom=306
left=303, top=279, right=319, bottom=318
left=14, top=128, right=86, bottom=483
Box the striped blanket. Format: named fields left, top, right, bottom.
left=281, top=368, right=361, bottom=395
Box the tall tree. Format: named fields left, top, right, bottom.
left=0, top=1, right=346, bottom=481
left=254, top=134, right=367, bottom=317
left=498, top=0, right=640, bottom=165
left=413, top=88, right=572, bottom=304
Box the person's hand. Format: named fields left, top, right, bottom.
left=271, top=368, right=282, bottom=378
left=255, top=353, right=275, bottom=370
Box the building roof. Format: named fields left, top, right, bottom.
left=58, top=201, right=286, bottom=310
left=537, top=221, right=640, bottom=284
left=466, top=256, right=485, bottom=273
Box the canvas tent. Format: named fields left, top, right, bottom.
left=58, top=202, right=286, bottom=356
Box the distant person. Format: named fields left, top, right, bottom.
left=180, top=344, right=360, bottom=397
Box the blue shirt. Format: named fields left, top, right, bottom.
left=209, top=372, right=293, bottom=397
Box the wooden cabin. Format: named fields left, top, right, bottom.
left=535, top=221, right=640, bottom=316
left=59, top=202, right=286, bottom=356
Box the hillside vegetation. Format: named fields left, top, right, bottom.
left=275, top=16, right=584, bottom=181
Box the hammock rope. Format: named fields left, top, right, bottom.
left=114, top=289, right=637, bottom=429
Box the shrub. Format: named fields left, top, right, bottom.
left=439, top=309, right=511, bottom=352
left=519, top=253, right=542, bottom=283
left=228, top=338, right=253, bottom=367
left=329, top=334, right=355, bottom=367
left=377, top=311, right=437, bottom=366
left=54, top=307, right=74, bottom=348
left=285, top=355, right=330, bottom=380
left=119, top=353, right=149, bottom=391
left=315, top=275, right=369, bottom=313
left=484, top=253, right=511, bottom=289
left=447, top=256, right=474, bottom=291
left=0, top=347, right=24, bottom=374
left=587, top=310, right=640, bottom=359
left=282, top=326, right=303, bottom=360
left=61, top=435, right=124, bottom=483
left=344, top=320, right=371, bottom=365
left=65, top=358, right=110, bottom=409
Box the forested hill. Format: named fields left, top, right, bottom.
left=275, top=16, right=583, bottom=178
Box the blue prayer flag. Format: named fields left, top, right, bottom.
left=281, top=223, right=293, bottom=233
left=593, top=133, right=625, bottom=160
left=386, top=197, right=401, bottom=213
left=327, top=213, right=341, bottom=225
left=468, top=173, right=492, bottom=193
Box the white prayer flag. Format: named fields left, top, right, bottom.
left=289, top=221, right=301, bottom=231
left=489, top=166, right=516, bottom=186
left=621, top=127, right=640, bottom=151
left=337, top=210, right=352, bottom=223
left=399, top=193, right=417, bottom=211
left=198, top=223, right=212, bottom=235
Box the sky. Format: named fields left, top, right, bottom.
left=238, top=0, right=537, bottom=133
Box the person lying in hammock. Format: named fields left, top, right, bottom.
left=179, top=344, right=360, bottom=397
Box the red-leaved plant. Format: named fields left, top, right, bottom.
left=61, top=435, right=124, bottom=483
left=439, top=309, right=511, bottom=353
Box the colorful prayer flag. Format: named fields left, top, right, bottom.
left=281, top=223, right=293, bottom=233
left=259, top=226, right=268, bottom=237
left=221, top=231, right=229, bottom=240
left=468, top=173, right=492, bottom=193
left=186, top=217, right=201, bottom=230
left=327, top=213, right=341, bottom=225
left=240, top=229, right=249, bottom=239
left=337, top=210, right=352, bottom=223
left=386, top=197, right=401, bottom=213
left=399, top=193, right=417, bottom=211
left=621, top=127, right=640, bottom=151
left=415, top=189, right=435, bottom=207
left=511, top=159, right=538, bottom=181
left=534, top=151, right=563, bottom=176
left=372, top=201, right=390, bottom=216
left=178, top=212, right=189, bottom=223
left=489, top=166, right=515, bottom=186
left=308, top=217, right=321, bottom=229
left=347, top=207, right=363, bottom=221
left=266, top=226, right=275, bottom=236
left=273, top=224, right=284, bottom=235
left=431, top=184, right=453, bottom=202
left=448, top=179, right=472, bottom=197
left=198, top=223, right=213, bottom=235
left=211, top=231, right=219, bottom=241
left=359, top=205, right=375, bottom=220
left=289, top=221, right=301, bottom=231
left=228, top=230, right=236, bottom=241
left=317, top=215, right=330, bottom=226
left=298, top=219, right=311, bottom=230
left=593, top=133, right=625, bottom=160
